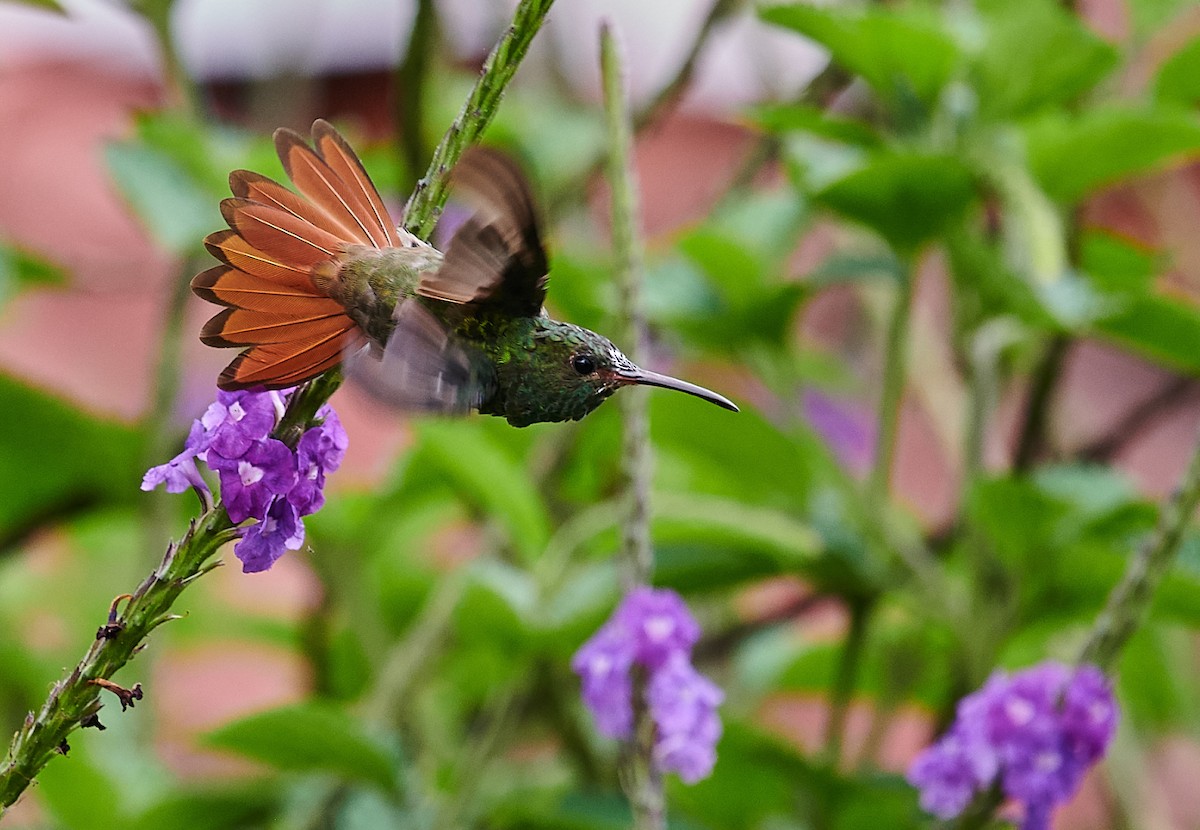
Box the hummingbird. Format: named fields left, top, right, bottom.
left=192, top=120, right=738, bottom=427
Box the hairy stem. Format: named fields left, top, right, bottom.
left=403, top=0, right=556, bottom=240
left=1078, top=423, right=1200, bottom=670
left=603, top=23, right=664, bottom=830
left=0, top=509, right=236, bottom=812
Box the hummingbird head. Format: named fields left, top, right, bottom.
left=488, top=319, right=738, bottom=427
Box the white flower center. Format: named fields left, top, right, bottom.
left=229, top=401, right=246, bottom=422
left=1035, top=750, right=1062, bottom=773
left=644, top=615, right=675, bottom=643
left=238, top=460, right=264, bottom=487
left=1005, top=698, right=1036, bottom=726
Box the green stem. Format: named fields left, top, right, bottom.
left=1078, top=423, right=1200, bottom=670
left=821, top=599, right=874, bottom=767
left=1013, top=333, right=1067, bottom=473
left=395, top=0, right=436, bottom=191
left=868, top=262, right=915, bottom=509
left=0, top=508, right=235, bottom=812
left=402, top=0, right=556, bottom=240
left=602, top=23, right=664, bottom=830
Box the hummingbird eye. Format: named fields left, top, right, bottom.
left=570, top=354, right=597, bottom=376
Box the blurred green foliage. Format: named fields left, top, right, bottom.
left=4, top=0, right=1200, bottom=827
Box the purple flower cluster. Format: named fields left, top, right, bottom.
left=908, top=662, right=1118, bottom=830
left=142, top=389, right=347, bottom=573
left=572, top=587, right=723, bottom=783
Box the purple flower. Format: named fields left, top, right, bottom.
left=908, top=662, right=1118, bottom=830
left=614, top=586, right=702, bottom=670
left=289, top=406, right=349, bottom=516
left=142, top=387, right=349, bottom=572
left=648, top=651, right=723, bottom=783
left=207, top=438, right=297, bottom=524
left=572, top=587, right=722, bottom=784
left=234, top=497, right=305, bottom=573
left=202, top=390, right=279, bottom=459
left=141, top=421, right=210, bottom=496
left=571, top=624, right=634, bottom=739
left=908, top=729, right=995, bottom=819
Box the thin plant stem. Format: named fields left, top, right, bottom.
left=395, top=0, right=436, bottom=191
left=602, top=23, right=664, bottom=830
left=1078, top=421, right=1200, bottom=670
left=0, top=0, right=557, bottom=812
left=821, top=599, right=874, bottom=766
left=868, top=260, right=915, bottom=509
left=1013, top=333, right=1068, bottom=473
left=403, top=0, right=556, bottom=240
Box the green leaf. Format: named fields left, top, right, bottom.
left=204, top=703, right=397, bottom=791
left=0, top=243, right=66, bottom=307
left=1093, top=292, right=1200, bottom=375
left=132, top=784, right=282, bottom=830
left=0, top=373, right=142, bottom=547
left=1025, top=106, right=1200, bottom=204
left=7, top=0, right=66, bottom=11
left=106, top=140, right=219, bottom=254
left=650, top=394, right=811, bottom=512
left=972, top=0, right=1118, bottom=118
left=751, top=103, right=882, bottom=147
left=1155, top=36, right=1200, bottom=107
left=814, top=153, right=976, bottom=254
left=650, top=494, right=823, bottom=591
left=1116, top=626, right=1200, bottom=733
left=760, top=4, right=960, bottom=108
left=414, top=421, right=552, bottom=563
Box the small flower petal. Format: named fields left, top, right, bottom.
left=234, top=497, right=305, bottom=573
left=648, top=651, right=723, bottom=783
left=615, top=587, right=701, bottom=670
left=209, top=438, right=297, bottom=523
left=572, top=623, right=634, bottom=739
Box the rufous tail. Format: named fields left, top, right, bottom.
left=192, top=120, right=399, bottom=390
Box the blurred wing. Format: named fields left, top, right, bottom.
left=346, top=300, right=493, bottom=414
left=416, top=148, right=549, bottom=317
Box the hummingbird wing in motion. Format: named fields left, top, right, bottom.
left=346, top=300, right=492, bottom=414
left=417, top=147, right=550, bottom=317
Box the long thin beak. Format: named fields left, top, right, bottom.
left=616, top=366, right=739, bottom=412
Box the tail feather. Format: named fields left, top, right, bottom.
left=275, top=127, right=382, bottom=248
left=201, top=307, right=350, bottom=347
left=229, top=169, right=341, bottom=235
left=311, top=120, right=398, bottom=248
left=192, top=120, right=402, bottom=391
left=220, top=327, right=359, bottom=389
left=220, top=198, right=344, bottom=263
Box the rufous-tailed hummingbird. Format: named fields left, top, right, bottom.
left=192, top=120, right=738, bottom=427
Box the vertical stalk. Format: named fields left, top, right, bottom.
left=602, top=23, right=663, bottom=830
left=821, top=599, right=873, bottom=766
left=868, top=261, right=915, bottom=508
left=1079, top=422, right=1200, bottom=670
left=403, top=0, right=556, bottom=238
